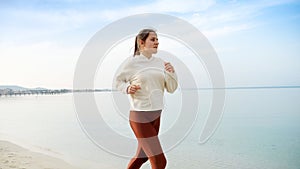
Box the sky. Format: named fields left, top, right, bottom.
left=0, top=0, right=300, bottom=89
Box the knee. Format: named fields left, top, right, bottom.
left=152, top=153, right=167, bottom=169
left=140, top=157, right=149, bottom=163
left=127, top=157, right=148, bottom=169
left=161, top=154, right=167, bottom=168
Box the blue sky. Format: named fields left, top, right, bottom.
left=0, top=0, right=299, bottom=89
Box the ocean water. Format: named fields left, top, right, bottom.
left=0, top=88, right=299, bottom=169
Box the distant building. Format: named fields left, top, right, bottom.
left=0, top=88, right=13, bottom=95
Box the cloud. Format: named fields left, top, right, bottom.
left=98, top=0, right=216, bottom=21
left=0, top=0, right=217, bottom=44
left=202, top=24, right=255, bottom=38
left=147, top=0, right=215, bottom=13
left=1, top=0, right=299, bottom=88
left=1, top=1, right=298, bottom=46
left=182, top=0, right=298, bottom=39
left=1, top=0, right=298, bottom=44
left=109, top=0, right=299, bottom=40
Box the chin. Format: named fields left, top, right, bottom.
left=152, top=49, right=158, bottom=54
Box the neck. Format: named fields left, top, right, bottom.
left=141, top=51, right=152, bottom=59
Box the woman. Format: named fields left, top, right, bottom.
left=115, top=28, right=178, bottom=169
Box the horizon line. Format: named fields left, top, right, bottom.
left=1, top=85, right=300, bottom=90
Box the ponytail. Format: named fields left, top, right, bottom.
left=134, top=36, right=140, bottom=56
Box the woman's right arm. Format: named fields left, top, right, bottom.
left=114, top=59, right=131, bottom=94
left=115, top=73, right=131, bottom=94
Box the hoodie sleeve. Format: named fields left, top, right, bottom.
left=114, top=58, right=131, bottom=94
left=164, top=71, right=178, bottom=93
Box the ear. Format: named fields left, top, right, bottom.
left=138, top=39, right=145, bottom=49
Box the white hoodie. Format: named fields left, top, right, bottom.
left=114, top=54, right=178, bottom=111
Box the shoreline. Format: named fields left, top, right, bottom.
left=0, top=140, right=80, bottom=169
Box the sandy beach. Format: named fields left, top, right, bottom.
left=0, top=140, right=79, bottom=169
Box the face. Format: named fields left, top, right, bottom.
left=140, top=32, right=159, bottom=54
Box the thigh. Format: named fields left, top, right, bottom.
left=129, top=110, right=162, bottom=137
left=129, top=111, right=164, bottom=158
left=151, top=116, right=161, bottom=134
left=130, top=120, right=157, bottom=138
left=130, top=121, right=164, bottom=157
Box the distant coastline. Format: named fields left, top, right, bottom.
left=1, top=85, right=299, bottom=97
left=0, top=85, right=113, bottom=97
left=0, top=85, right=71, bottom=96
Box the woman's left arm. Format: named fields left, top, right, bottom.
left=164, top=62, right=178, bottom=93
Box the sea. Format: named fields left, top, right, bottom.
left=0, top=88, right=299, bottom=169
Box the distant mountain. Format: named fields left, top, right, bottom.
left=0, top=85, right=49, bottom=91
left=30, top=87, right=48, bottom=91
left=0, top=85, right=28, bottom=90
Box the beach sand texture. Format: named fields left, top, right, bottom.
left=0, top=141, right=79, bottom=169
